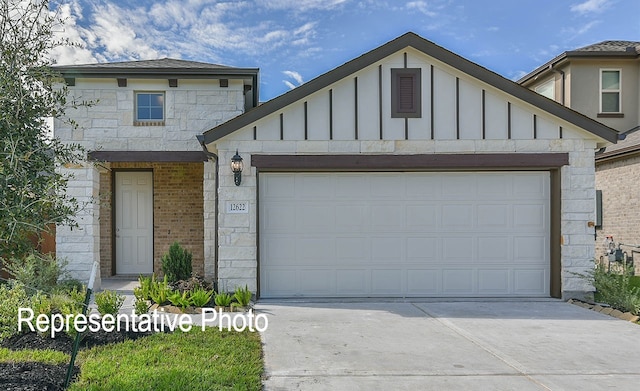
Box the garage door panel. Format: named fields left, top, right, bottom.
left=442, top=269, right=475, bottom=294
left=336, top=270, right=368, bottom=295
left=336, top=237, right=370, bottom=260
left=371, top=204, right=404, bottom=230
left=406, top=237, right=438, bottom=260
left=372, top=269, right=402, bottom=294
left=514, top=236, right=547, bottom=261
left=477, top=204, right=509, bottom=227
left=478, top=269, right=510, bottom=294
left=299, top=270, right=334, bottom=295
left=478, top=236, right=510, bottom=261
left=407, top=269, right=440, bottom=294
left=260, top=172, right=550, bottom=298
left=442, top=204, right=474, bottom=228
left=263, top=269, right=298, bottom=296
left=514, top=269, right=547, bottom=295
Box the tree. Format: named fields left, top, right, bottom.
left=0, top=0, right=84, bottom=261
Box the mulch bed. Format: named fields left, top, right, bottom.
left=1, top=328, right=160, bottom=391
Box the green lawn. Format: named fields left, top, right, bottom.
left=1, top=328, right=263, bottom=391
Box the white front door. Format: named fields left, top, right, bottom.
left=115, top=171, right=153, bottom=275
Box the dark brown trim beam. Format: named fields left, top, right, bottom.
left=88, top=150, right=208, bottom=162
left=251, top=153, right=569, bottom=170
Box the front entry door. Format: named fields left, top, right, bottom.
left=115, top=171, right=153, bottom=274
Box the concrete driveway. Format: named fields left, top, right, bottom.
left=256, top=300, right=640, bottom=390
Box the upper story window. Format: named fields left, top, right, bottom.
left=135, top=92, right=165, bottom=125
left=391, top=68, right=421, bottom=118
left=600, top=69, right=621, bottom=114
left=534, top=78, right=555, bottom=100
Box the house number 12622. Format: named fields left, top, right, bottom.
left=227, top=201, right=249, bottom=214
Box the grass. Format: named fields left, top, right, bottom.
left=69, top=328, right=263, bottom=391
left=0, top=347, right=69, bottom=365
left=0, top=328, right=263, bottom=391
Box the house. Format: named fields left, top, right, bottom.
left=200, top=32, right=616, bottom=300
left=56, top=33, right=618, bottom=300
left=53, top=59, right=259, bottom=289
left=519, top=41, right=640, bottom=272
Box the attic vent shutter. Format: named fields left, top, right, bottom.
left=398, top=75, right=415, bottom=112
left=391, top=68, right=421, bottom=118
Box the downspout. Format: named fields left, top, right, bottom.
left=196, top=135, right=219, bottom=291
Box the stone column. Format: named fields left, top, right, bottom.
left=55, top=163, right=101, bottom=290
left=203, top=159, right=217, bottom=281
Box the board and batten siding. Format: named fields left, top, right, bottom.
left=228, top=48, right=582, bottom=143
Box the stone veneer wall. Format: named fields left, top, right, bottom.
left=206, top=138, right=600, bottom=299
left=98, top=162, right=204, bottom=278
left=595, top=154, right=640, bottom=275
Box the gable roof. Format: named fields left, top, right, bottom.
left=53, top=58, right=258, bottom=79
left=203, top=32, right=618, bottom=144
left=596, top=126, right=640, bottom=162
left=518, top=40, right=640, bottom=85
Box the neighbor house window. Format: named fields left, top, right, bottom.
left=600, top=69, right=621, bottom=113
left=135, top=92, right=165, bottom=125
left=391, top=68, right=421, bottom=118
left=535, top=78, right=555, bottom=100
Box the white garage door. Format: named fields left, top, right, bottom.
left=259, top=172, right=550, bottom=298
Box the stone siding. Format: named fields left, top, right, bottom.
left=207, top=138, right=599, bottom=298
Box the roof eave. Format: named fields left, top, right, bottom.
left=53, top=66, right=259, bottom=80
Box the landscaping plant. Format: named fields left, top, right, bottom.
left=233, top=284, right=252, bottom=308
left=3, top=252, right=69, bottom=293
left=189, top=286, right=214, bottom=307
left=214, top=292, right=233, bottom=307
left=161, top=242, right=193, bottom=282
left=135, top=275, right=154, bottom=301
left=95, top=290, right=125, bottom=316
left=0, top=283, right=30, bottom=341
left=134, top=298, right=149, bottom=316
left=168, top=290, right=191, bottom=309
left=149, top=275, right=172, bottom=305
left=583, top=261, right=640, bottom=315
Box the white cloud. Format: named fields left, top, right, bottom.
left=283, top=70, right=304, bottom=84
left=561, top=20, right=600, bottom=39
left=570, top=0, right=612, bottom=14
left=282, top=70, right=304, bottom=89
left=406, top=1, right=437, bottom=17
left=258, top=0, right=349, bottom=11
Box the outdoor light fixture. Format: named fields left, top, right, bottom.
left=230, top=149, right=243, bottom=186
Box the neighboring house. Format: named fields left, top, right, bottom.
left=53, top=59, right=259, bottom=289
left=201, top=32, right=616, bottom=300
left=519, top=41, right=640, bottom=271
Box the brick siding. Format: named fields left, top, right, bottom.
left=595, top=154, right=640, bottom=274
left=99, top=162, right=204, bottom=277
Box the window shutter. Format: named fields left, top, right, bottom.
left=398, top=75, right=415, bottom=112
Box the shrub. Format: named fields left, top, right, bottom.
left=189, top=286, right=214, bottom=307
left=136, top=275, right=154, bottom=301
left=3, top=252, right=68, bottom=294
left=584, top=261, right=640, bottom=315
left=214, top=292, right=233, bottom=307
left=149, top=275, right=172, bottom=305
left=233, top=285, right=252, bottom=308
left=95, top=290, right=125, bottom=316
left=134, top=298, right=149, bottom=316
left=168, top=290, right=191, bottom=309
left=0, top=283, right=30, bottom=341
left=161, top=242, right=192, bottom=283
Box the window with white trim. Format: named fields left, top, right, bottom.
left=135, top=92, right=165, bottom=125
left=600, top=69, right=621, bottom=113
left=535, top=78, right=555, bottom=100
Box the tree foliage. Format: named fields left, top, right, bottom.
left=0, top=0, right=85, bottom=260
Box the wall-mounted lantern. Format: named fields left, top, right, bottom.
left=230, top=150, right=243, bottom=186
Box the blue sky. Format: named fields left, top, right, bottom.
left=51, top=0, right=640, bottom=101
